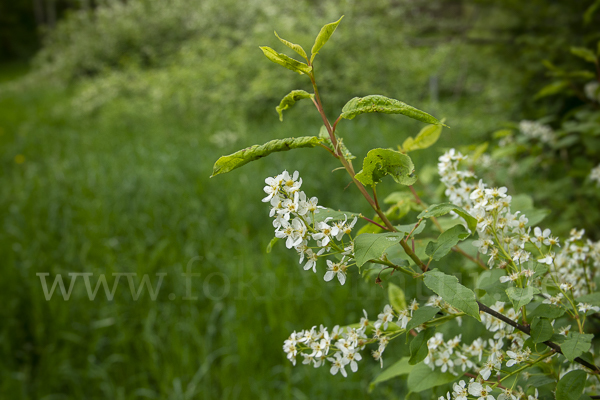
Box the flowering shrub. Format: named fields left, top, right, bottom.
left=480, top=41, right=600, bottom=236
left=213, top=17, right=600, bottom=399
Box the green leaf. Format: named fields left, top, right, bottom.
left=409, top=328, right=435, bottom=365
left=417, top=203, right=477, bottom=233
left=477, top=269, right=510, bottom=303
left=530, top=318, right=554, bottom=343
left=405, top=306, right=440, bottom=332
left=369, top=357, right=413, bottom=392
left=576, top=292, right=600, bottom=306
left=525, top=374, right=556, bottom=388
left=584, top=0, right=600, bottom=26
left=396, top=221, right=426, bottom=237
left=354, top=232, right=404, bottom=267
left=570, top=46, right=597, bottom=63
left=425, top=225, right=469, bottom=261
left=275, top=90, right=313, bottom=121
left=527, top=303, right=566, bottom=319
left=318, top=125, right=355, bottom=160
left=274, top=31, right=307, bottom=60
left=354, top=148, right=417, bottom=187
left=340, top=95, right=444, bottom=125
left=561, top=333, right=593, bottom=362
left=211, top=136, right=322, bottom=177
left=312, top=207, right=359, bottom=223
left=310, top=16, right=343, bottom=61
left=259, top=46, right=312, bottom=75
left=407, top=362, right=461, bottom=392
left=423, top=270, right=480, bottom=320
left=401, top=123, right=443, bottom=152
left=505, top=287, right=540, bottom=311
left=266, top=237, right=279, bottom=253
left=556, top=370, right=587, bottom=400
left=534, top=80, right=570, bottom=99
left=389, top=283, right=407, bottom=312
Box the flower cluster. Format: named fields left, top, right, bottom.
left=425, top=301, right=531, bottom=381
left=283, top=299, right=431, bottom=376
left=439, top=379, right=540, bottom=400
left=262, top=170, right=357, bottom=284
left=584, top=81, right=600, bottom=103
left=438, top=149, right=559, bottom=275
left=517, top=120, right=555, bottom=144
left=590, top=164, right=600, bottom=187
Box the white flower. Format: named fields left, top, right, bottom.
left=542, top=293, right=563, bottom=305
left=531, top=227, right=551, bottom=247
left=559, top=325, right=571, bottom=336
left=499, top=272, right=519, bottom=283
left=590, top=164, right=600, bottom=186
left=479, top=357, right=500, bottom=380
left=435, top=351, right=454, bottom=373
left=397, top=309, right=411, bottom=329
left=328, top=353, right=349, bottom=377
left=343, top=350, right=362, bottom=373
left=577, top=303, right=600, bottom=313
left=262, top=174, right=284, bottom=202
left=372, top=349, right=384, bottom=368
left=323, top=259, right=348, bottom=285
left=375, top=305, right=395, bottom=331
left=281, top=170, right=302, bottom=194
left=452, top=380, right=468, bottom=400
left=312, top=219, right=336, bottom=247
left=498, top=388, right=516, bottom=400
left=469, top=381, right=495, bottom=400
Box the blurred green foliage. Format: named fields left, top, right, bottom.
left=1, top=0, right=599, bottom=398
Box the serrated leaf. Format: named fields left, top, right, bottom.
left=562, top=333, right=593, bottom=362
left=505, top=287, right=540, bottom=311
left=389, top=283, right=407, bottom=312
left=341, top=95, right=443, bottom=125
left=211, top=136, right=322, bottom=177
left=266, top=237, right=279, bottom=253
left=318, top=125, right=355, bottom=160
left=571, top=47, right=597, bottom=63
left=407, top=361, right=461, bottom=392
left=310, top=16, right=343, bottom=61
left=275, top=90, right=313, bottom=121
left=530, top=317, right=554, bottom=343
left=312, top=207, right=359, bottom=223
left=409, top=328, right=435, bottom=365
left=528, top=303, right=565, bottom=319
left=369, top=357, right=413, bottom=392
left=354, top=232, right=404, bottom=267
left=401, top=123, right=443, bottom=152
left=556, top=370, right=587, bottom=400
left=259, top=46, right=312, bottom=74
left=355, top=148, right=417, bottom=187
left=405, top=306, right=440, bottom=332
left=423, top=270, right=480, bottom=320
left=274, top=31, right=307, bottom=60
left=417, top=203, right=477, bottom=233
left=425, top=225, right=469, bottom=261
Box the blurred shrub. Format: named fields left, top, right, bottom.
left=27, top=0, right=527, bottom=127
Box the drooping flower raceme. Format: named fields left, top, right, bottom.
left=262, top=170, right=358, bottom=285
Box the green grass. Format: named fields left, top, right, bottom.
left=0, top=64, right=514, bottom=399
